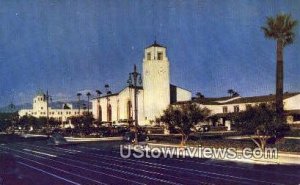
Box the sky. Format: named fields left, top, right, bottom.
left=0, top=0, right=299, bottom=106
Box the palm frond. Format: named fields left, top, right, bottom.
left=262, top=13, right=297, bottom=44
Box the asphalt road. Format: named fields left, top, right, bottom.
left=0, top=140, right=299, bottom=185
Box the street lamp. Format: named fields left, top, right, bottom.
left=127, top=64, right=142, bottom=144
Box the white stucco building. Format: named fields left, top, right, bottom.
left=18, top=91, right=83, bottom=122
left=91, top=42, right=192, bottom=125
left=175, top=92, right=300, bottom=126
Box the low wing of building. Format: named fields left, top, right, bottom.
left=174, top=92, right=300, bottom=125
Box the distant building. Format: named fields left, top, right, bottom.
left=174, top=92, right=300, bottom=126
left=18, top=91, right=83, bottom=122
left=91, top=42, right=192, bottom=125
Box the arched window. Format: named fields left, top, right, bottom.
left=98, top=105, right=102, bottom=122
left=127, top=100, right=132, bottom=120
left=107, top=104, right=112, bottom=122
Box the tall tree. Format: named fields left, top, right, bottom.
left=196, top=92, right=205, bottom=99
left=86, top=92, right=91, bottom=114
left=157, top=103, right=210, bottom=146
left=95, top=90, right=102, bottom=97
left=261, top=13, right=297, bottom=121
left=227, top=89, right=235, bottom=97
left=232, top=103, right=289, bottom=150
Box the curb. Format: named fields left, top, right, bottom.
left=124, top=143, right=300, bottom=165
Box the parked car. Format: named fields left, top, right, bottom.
left=122, top=131, right=150, bottom=143
left=47, top=133, right=68, bottom=146
left=195, top=124, right=210, bottom=132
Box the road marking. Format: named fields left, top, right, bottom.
left=76, top=146, right=285, bottom=185
left=2, top=145, right=145, bottom=185
left=79, top=145, right=300, bottom=178
left=15, top=143, right=254, bottom=184
left=17, top=144, right=211, bottom=184
left=0, top=146, right=108, bottom=185
left=23, top=148, right=57, bottom=157
left=14, top=143, right=290, bottom=185
left=11, top=145, right=181, bottom=185
left=18, top=161, right=81, bottom=185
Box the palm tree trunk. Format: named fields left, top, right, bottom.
left=276, top=40, right=284, bottom=122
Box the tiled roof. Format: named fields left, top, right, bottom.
left=173, top=92, right=300, bottom=106
left=224, top=92, right=300, bottom=104
left=146, top=41, right=166, bottom=48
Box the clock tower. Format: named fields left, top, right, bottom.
left=143, top=41, right=170, bottom=123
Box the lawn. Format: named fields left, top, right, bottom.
left=149, top=133, right=300, bottom=153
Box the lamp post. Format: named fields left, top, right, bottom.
left=127, top=64, right=142, bottom=144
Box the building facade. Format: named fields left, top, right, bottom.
left=175, top=92, right=300, bottom=127
left=18, top=92, right=82, bottom=122
left=91, top=42, right=192, bottom=125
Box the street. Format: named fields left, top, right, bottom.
left=0, top=140, right=299, bottom=185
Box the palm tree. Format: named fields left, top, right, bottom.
left=261, top=13, right=297, bottom=121
left=196, top=92, right=205, bottom=99
left=104, top=84, right=110, bottom=94
left=95, top=90, right=102, bottom=98
left=86, top=92, right=91, bottom=114
left=232, top=91, right=240, bottom=97
left=227, top=89, right=234, bottom=97
left=77, top=93, right=82, bottom=115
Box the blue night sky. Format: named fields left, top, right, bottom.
left=0, top=0, right=299, bottom=106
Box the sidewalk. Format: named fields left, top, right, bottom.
left=21, top=133, right=122, bottom=142
left=125, top=142, right=300, bottom=165
left=65, top=136, right=122, bottom=142
left=226, top=135, right=300, bottom=140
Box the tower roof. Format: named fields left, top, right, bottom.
left=146, top=41, right=166, bottom=49
left=36, top=89, right=45, bottom=96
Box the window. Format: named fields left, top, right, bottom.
left=294, top=115, right=300, bottom=121
left=41, top=107, right=43, bottom=110
left=234, top=105, right=240, bottom=112
left=147, top=52, right=151, bottom=60
left=246, top=104, right=252, bottom=110
left=223, top=106, right=228, bottom=113
left=157, top=52, right=163, bottom=60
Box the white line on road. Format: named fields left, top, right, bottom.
left=23, top=148, right=57, bottom=157
left=0, top=146, right=108, bottom=185
left=16, top=143, right=254, bottom=185
left=18, top=144, right=213, bottom=185
left=76, top=146, right=285, bottom=185
left=79, top=145, right=299, bottom=178
left=11, top=144, right=181, bottom=185
left=2, top=145, right=145, bottom=185
left=18, top=161, right=81, bottom=185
